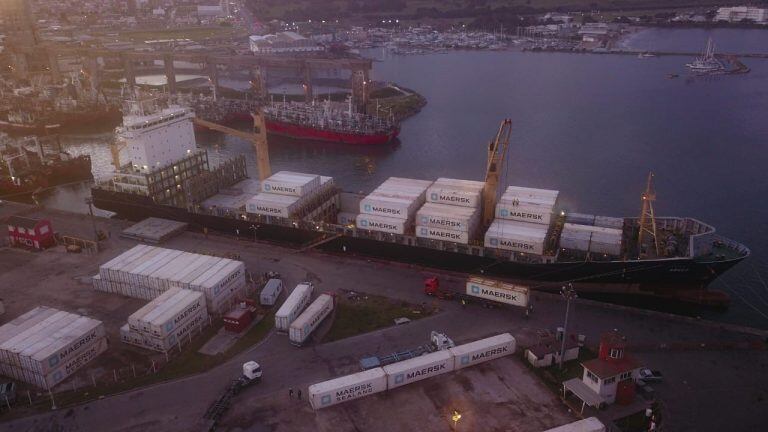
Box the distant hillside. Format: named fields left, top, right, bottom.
left=246, top=0, right=765, bottom=22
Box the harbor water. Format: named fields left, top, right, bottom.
left=41, top=28, right=768, bottom=328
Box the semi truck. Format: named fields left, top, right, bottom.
left=202, top=361, right=262, bottom=431
left=424, top=276, right=531, bottom=310
left=359, top=331, right=455, bottom=370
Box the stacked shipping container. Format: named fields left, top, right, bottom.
left=308, top=333, right=516, bottom=410
left=416, top=178, right=484, bottom=244
left=245, top=171, right=333, bottom=218
left=120, top=288, right=209, bottom=353
left=0, top=307, right=107, bottom=389
left=93, top=245, right=246, bottom=315
left=560, top=223, right=623, bottom=256
left=485, top=186, right=559, bottom=255
left=357, top=177, right=432, bottom=235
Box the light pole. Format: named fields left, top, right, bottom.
left=249, top=224, right=258, bottom=242
left=451, top=409, right=462, bottom=430
left=559, top=283, right=577, bottom=370
left=84, top=197, right=100, bottom=241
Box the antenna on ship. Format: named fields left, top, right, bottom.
left=637, top=171, right=660, bottom=258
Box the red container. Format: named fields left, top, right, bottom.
left=223, top=308, right=253, bottom=333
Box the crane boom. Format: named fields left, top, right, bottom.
left=481, top=119, right=513, bottom=228
left=192, top=111, right=271, bottom=180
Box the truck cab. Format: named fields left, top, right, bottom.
left=243, top=361, right=262, bottom=381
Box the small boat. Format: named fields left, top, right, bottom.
left=686, top=38, right=725, bottom=74
left=667, top=74, right=679, bottom=79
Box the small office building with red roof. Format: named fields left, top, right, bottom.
left=563, top=330, right=641, bottom=413
left=7, top=216, right=55, bottom=251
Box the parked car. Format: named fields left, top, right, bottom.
left=638, top=368, right=663, bottom=382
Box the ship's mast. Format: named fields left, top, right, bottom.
left=637, top=171, right=660, bottom=257
left=481, top=119, right=513, bottom=229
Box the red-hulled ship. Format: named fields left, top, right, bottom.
left=263, top=100, right=399, bottom=145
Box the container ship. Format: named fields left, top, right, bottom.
left=263, top=100, right=399, bottom=145
left=91, top=104, right=749, bottom=305
left=1, top=134, right=93, bottom=202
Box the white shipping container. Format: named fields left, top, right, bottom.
left=275, top=283, right=314, bottom=332
left=594, top=216, right=624, bottom=230
left=495, top=202, right=554, bottom=225
left=121, top=312, right=208, bottom=352
left=383, top=350, right=454, bottom=390
left=465, top=277, right=530, bottom=308
left=416, top=203, right=479, bottom=232
left=359, top=195, right=414, bottom=220
left=426, top=186, right=481, bottom=208
left=289, top=294, right=334, bottom=346
left=25, top=317, right=105, bottom=376
left=246, top=193, right=302, bottom=218
left=41, top=337, right=108, bottom=389
left=261, top=171, right=320, bottom=197
left=561, top=224, right=622, bottom=256
left=416, top=226, right=469, bottom=244
left=128, top=288, right=206, bottom=338
left=502, top=186, right=559, bottom=204
left=542, top=417, right=606, bottom=432
left=449, top=333, right=516, bottom=370
left=308, top=368, right=387, bottom=410
left=356, top=214, right=409, bottom=235
left=484, top=220, right=548, bottom=255
left=1, top=311, right=75, bottom=368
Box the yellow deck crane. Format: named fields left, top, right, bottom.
left=481, top=119, right=513, bottom=229
left=193, top=110, right=272, bottom=181
left=637, top=171, right=660, bottom=257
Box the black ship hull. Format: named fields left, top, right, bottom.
left=91, top=188, right=745, bottom=301
left=1, top=155, right=92, bottom=203
left=0, top=108, right=122, bottom=136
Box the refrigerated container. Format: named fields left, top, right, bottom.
left=449, top=333, right=516, bottom=370
left=275, top=283, right=314, bottom=332
left=261, top=171, right=320, bottom=197
left=289, top=294, right=334, bottom=346
left=465, top=277, right=530, bottom=308
left=246, top=193, right=302, bottom=218
left=356, top=214, right=410, bottom=235
left=309, top=367, right=387, bottom=410
left=416, top=226, right=469, bottom=244
left=484, top=220, right=548, bottom=255
left=260, top=278, right=284, bottom=306
left=382, top=350, right=454, bottom=390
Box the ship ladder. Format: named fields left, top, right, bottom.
left=296, top=233, right=343, bottom=253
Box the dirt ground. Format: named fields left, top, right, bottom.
left=221, top=356, right=573, bottom=432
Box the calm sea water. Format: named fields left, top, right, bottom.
left=41, top=28, right=768, bottom=328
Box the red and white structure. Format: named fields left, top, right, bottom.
left=563, top=330, right=640, bottom=412
left=6, top=216, right=55, bottom=250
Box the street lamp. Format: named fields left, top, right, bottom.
left=559, top=283, right=577, bottom=370
left=451, top=410, right=462, bottom=429
left=249, top=224, right=258, bottom=242
left=84, top=197, right=100, bottom=241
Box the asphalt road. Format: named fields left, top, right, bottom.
left=1, top=230, right=767, bottom=431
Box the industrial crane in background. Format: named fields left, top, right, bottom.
left=193, top=110, right=272, bottom=181
left=637, top=171, right=660, bottom=258
left=481, top=119, right=513, bottom=229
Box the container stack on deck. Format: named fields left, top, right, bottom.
left=92, top=245, right=246, bottom=314
left=356, top=177, right=432, bottom=235
left=120, top=288, right=209, bottom=353
left=415, top=178, right=484, bottom=244
left=560, top=223, right=623, bottom=256
left=0, top=307, right=107, bottom=389
left=485, top=186, right=559, bottom=255
left=245, top=171, right=333, bottom=219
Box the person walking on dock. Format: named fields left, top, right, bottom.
left=297, top=389, right=302, bottom=400
left=288, top=388, right=294, bottom=399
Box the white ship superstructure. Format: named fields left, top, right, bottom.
left=118, top=100, right=196, bottom=173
